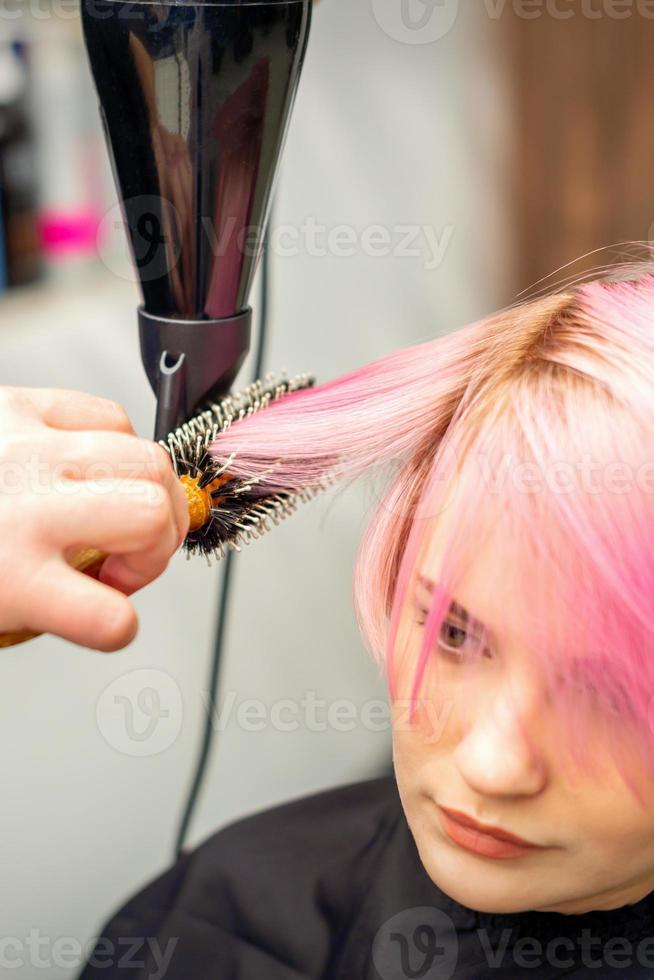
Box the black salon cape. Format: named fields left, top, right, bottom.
left=78, top=776, right=654, bottom=979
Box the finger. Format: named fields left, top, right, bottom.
left=47, top=432, right=190, bottom=547
left=44, top=479, right=179, bottom=560
left=14, top=558, right=138, bottom=652
left=97, top=548, right=171, bottom=596
left=149, top=443, right=190, bottom=549
left=20, top=387, right=136, bottom=434
left=95, top=466, right=189, bottom=590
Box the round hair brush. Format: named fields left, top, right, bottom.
left=166, top=371, right=334, bottom=559
left=0, top=371, right=335, bottom=649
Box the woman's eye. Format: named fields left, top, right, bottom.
left=440, top=620, right=468, bottom=650
left=415, top=609, right=490, bottom=659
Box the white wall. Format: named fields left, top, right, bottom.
left=0, top=2, right=513, bottom=977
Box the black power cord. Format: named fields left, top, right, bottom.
left=173, top=218, right=272, bottom=860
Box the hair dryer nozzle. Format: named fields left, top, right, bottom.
left=139, top=307, right=252, bottom=441
left=82, top=0, right=311, bottom=434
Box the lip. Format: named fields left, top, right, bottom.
left=437, top=805, right=547, bottom=860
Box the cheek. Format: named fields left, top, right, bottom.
left=584, top=770, right=654, bottom=844
left=391, top=701, right=455, bottom=789
left=391, top=679, right=466, bottom=756
left=392, top=712, right=425, bottom=784
left=391, top=726, right=423, bottom=819
left=572, top=804, right=654, bottom=878
left=391, top=718, right=453, bottom=851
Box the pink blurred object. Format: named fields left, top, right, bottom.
left=39, top=208, right=102, bottom=257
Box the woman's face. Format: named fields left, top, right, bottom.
left=392, top=514, right=654, bottom=916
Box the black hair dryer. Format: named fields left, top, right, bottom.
left=81, top=0, right=312, bottom=439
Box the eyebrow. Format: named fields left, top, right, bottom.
left=415, top=573, right=486, bottom=633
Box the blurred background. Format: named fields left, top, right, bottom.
left=0, top=0, right=647, bottom=976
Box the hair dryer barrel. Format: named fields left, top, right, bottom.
left=81, top=0, right=312, bottom=436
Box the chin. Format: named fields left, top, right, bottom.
left=415, top=836, right=550, bottom=915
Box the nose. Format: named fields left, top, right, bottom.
left=453, top=683, right=549, bottom=798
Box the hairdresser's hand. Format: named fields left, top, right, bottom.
left=0, top=386, right=190, bottom=651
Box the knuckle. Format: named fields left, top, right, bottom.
left=70, top=430, right=106, bottom=475
left=70, top=430, right=129, bottom=479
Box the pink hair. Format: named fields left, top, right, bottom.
left=209, top=263, right=654, bottom=793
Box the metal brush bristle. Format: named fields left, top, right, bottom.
left=158, top=371, right=335, bottom=563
